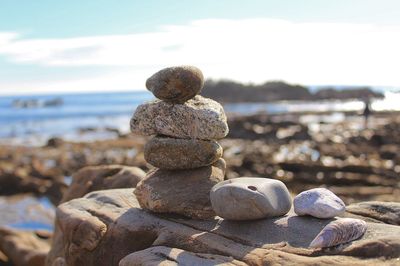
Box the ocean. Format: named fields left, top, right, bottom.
left=1, top=90, right=400, bottom=145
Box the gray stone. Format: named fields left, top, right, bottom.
left=294, top=188, right=346, bottom=219
left=134, top=159, right=226, bottom=219
left=146, top=65, right=204, bottom=103
left=210, top=177, right=292, bottom=220
left=144, top=136, right=223, bottom=169
left=130, top=95, right=229, bottom=140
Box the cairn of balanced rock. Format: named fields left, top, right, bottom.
left=131, top=66, right=229, bottom=219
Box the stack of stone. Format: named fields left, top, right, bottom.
left=131, top=66, right=229, bottom=219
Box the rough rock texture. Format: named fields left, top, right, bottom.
left=61, top=165, right=145, bottom=203
left=294, top=188, right=346, bottom=219
left=130, top=95, right=229, bottom=140
left=144, top=136, right=223, bottom=169
left=0, top=227, right=50, bottom=266
left=309, top=218, right=367, bottom=248
left=346, top=201, right=400, bottom=225
left=146, top=65, right=204, bottom=103
left=134, top=159, right=226, bottom=219
left=46, top=189, right=400, bottom=266
left=210, top=177, right=292, bottom=220
left=119, top=246, right=247, bottom=266
left=46, top=165, right=145, bottom=266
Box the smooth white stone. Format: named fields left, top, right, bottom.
left=294, top=188, right=345, bottom=219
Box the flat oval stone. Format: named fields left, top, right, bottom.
left=134, top=159, right=226, bottom=219
left=144, top=136, right=223, bottom=169
left=294, top=188, right=345, bottom=219
left=210, top=177, right=292, bottom=220
left=130, top=95, right=229, bottom=140
left=146, top=66, right=204, bottom=103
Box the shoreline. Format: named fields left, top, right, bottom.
left=0, top=110, right=399, bottom=206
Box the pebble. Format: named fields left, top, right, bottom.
left=146, top=66, right=204, bottom=103
left=130, top=95, right=229, bottom=140
left=294, top=188, right=345, bottom=219
left=210, top=177, right=292, bottom=220
left=144, top=136, right=223, bottom=169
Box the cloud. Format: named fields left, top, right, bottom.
left=1, top=18, right=400, bottom=94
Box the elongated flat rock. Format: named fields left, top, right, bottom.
left=210, top=177, right=292, bottom=220
left=146, top=65, right=204, bottom=103
left=310, top=218, right=367, bottom=248
left=130, top=95, right=229, bottom=140
left=294, top=188, right=346, bottom=219
left=144, top=136, right=223, bottom=169
left=134, top=159, right=226, bottom=219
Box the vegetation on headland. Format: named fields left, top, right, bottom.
left=201, top=80, right=384, bottom=103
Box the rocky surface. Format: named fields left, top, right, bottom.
left=119, top=246, right=247, bottom=266
left=61, top=164, right=145, bottom=203
left=130, top=95, right=229, bottom=140
left=144, top=136, right=223, bottom=169
left=346, top=201, right=400, bottom=225
left=0, top=136, right=148, bottom=205
left=47, top=189, right=400, bottom=266
left=2, top=112, right=400, bottom=206
left=134, top=159, right=226, bottom=219
left=0, top=227, right=51, bottom=266
left=294, top=188, right=346, bottom=219
left=146, top=65, right=204, bottom=103
left=210, top=177, right=292, bottom=220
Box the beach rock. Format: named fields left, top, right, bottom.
left=130, top=95, right=229, bottom=140
left=294, top=188, right=346, bottom=219
left=0, top=227, right=50, bottom=266
left=61, top=165, right=145, bottom=203
left=119, top=246, right=247, bottom=266
left=346, top=201, right=400, bottom=225
left=134, top=159, right=226, bottom=219
left=144, top=136, right=223, bottom=169
left=146, top=65, right=204, bottom=103
left=46, top=188, right=400, bottom=266
left=210, top=177, right=292, bottom=220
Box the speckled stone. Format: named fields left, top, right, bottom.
left=146, top=66, right=204, bottom=103
left=144, top=136, right=223, bottom=169
left=134, top=159, right=226, bottom=219
left=130, top=95, right=229, bottom=140
left=294, top=188, right=346, bottom=219
left=210, top=177, right=292, bottom=220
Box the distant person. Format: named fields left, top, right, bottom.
left=362, top=99, right=372, bottom=129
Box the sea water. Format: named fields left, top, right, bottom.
left=1, top=90, right=399, bottom=145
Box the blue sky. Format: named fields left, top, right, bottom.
left=1, top=0, right=400, bottom=95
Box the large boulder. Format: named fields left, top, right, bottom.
left=46, top=188, right=400, bottom=266
left=47, top=165, right=145, bottom=266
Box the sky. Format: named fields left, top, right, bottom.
left=1, top=0, right=400, bottom=95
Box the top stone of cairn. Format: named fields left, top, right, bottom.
left=146, top=65, right=204, bottom=103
